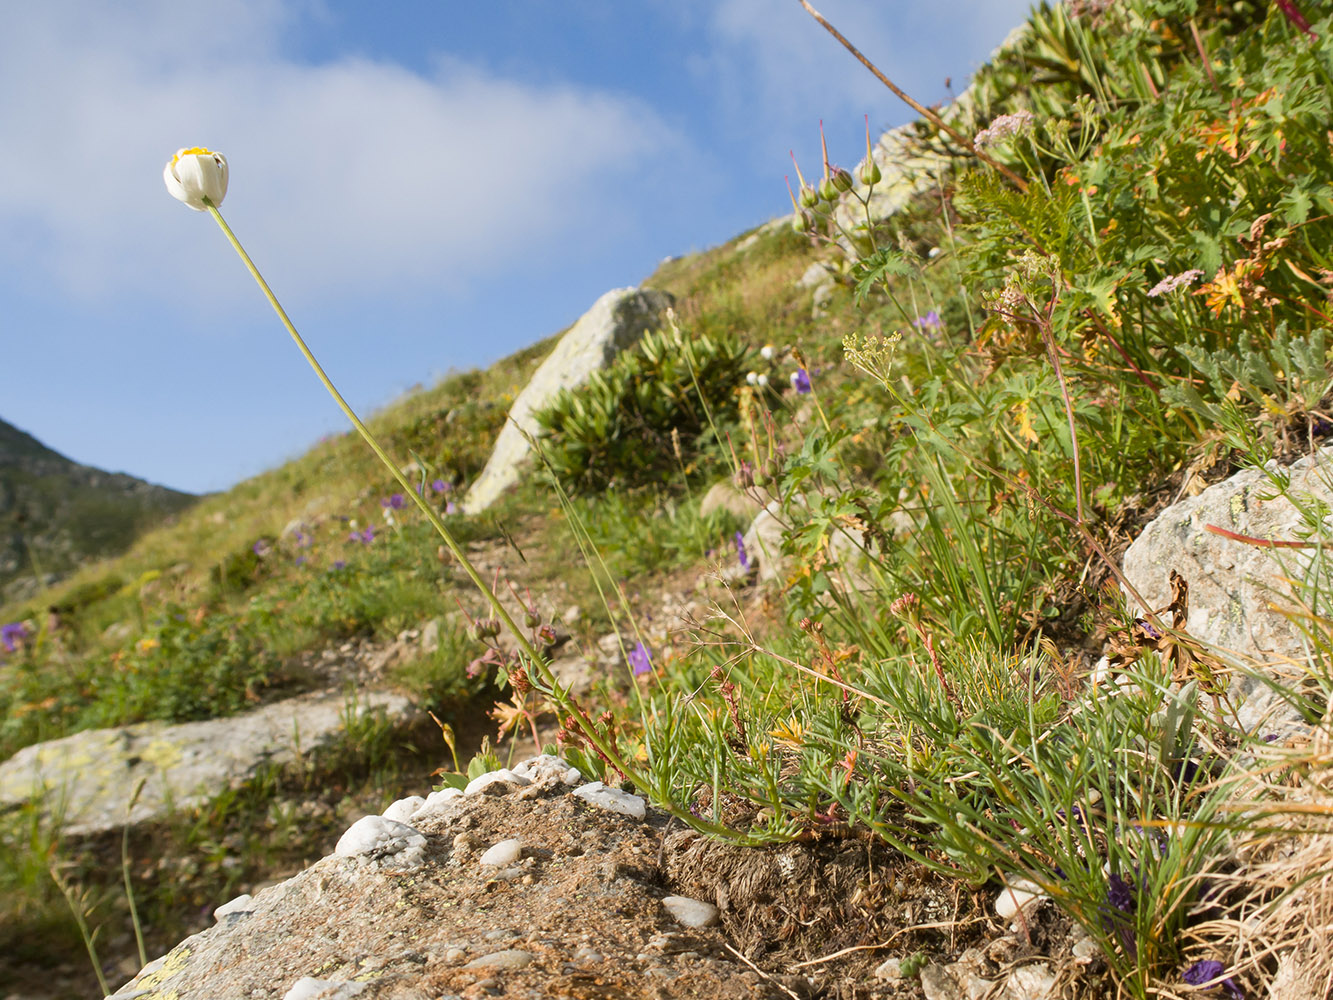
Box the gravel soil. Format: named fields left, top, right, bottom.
left=93, top=763, right=1097, bottom=1000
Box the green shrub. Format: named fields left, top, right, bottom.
left=534, top=326, right=749, bottom=493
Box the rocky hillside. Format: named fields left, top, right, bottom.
left=0, top=418, right=195, bottom=600
left=5, top=3, right=1333, bottom=999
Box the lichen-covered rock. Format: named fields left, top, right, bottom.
left=1122, top=446, right=1333, bottom=729
left=0, top=689, right=412, bottom=836
left=461, top=286, right=674, bottom=514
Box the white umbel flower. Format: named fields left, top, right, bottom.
left=164, top=147, right=228, bottom=210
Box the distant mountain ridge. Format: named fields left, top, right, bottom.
left=0, top=418, right=196, bottom=600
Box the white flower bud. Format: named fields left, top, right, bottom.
left=164, top=147, right=228, bottom=210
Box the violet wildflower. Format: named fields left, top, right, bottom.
left=1147, top=269, right=1204, bottom=297
left=629, top=640, right=653, bottom=677
left=445, top=501, right=457, bottom=515
left=791, top=368, right=811, bottom=394
left=332, top=560, right=347, bottom=571
left=914, top=310, right=944, bottom=332
left=1101, top=872, right=1138, bottom=958
left=1135, top=618, right=1164, bottom=640
left=294, top=555, right=307, bottom=566
left=1183, top=960, right=1243, bottom=999
left=252, top=539, right=270, bottom=557
left=2, top=622, right=29, bottom=653
left=430, top=478, right=448, bottom=494
left=389, top=493, right=406, bottom=510
left=735, top=531, right=750, bottom=571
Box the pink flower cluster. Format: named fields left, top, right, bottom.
left=974, top=110, right=1035, bottom=149
left=1146, top=269, right=1203, bottom=297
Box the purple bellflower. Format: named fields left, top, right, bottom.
left=629, top=640, right=653, bottom=677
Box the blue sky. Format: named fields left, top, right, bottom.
left=1, top=0, right=1032, bottom=494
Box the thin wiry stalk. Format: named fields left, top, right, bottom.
left=796, top=0, right=1029, bottom=193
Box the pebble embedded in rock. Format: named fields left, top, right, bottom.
left=381, top=795, right=425, bottom=824
left=282, top=978, right=367, bottom=1000
left=661, top=895, right=719, bottom=928
left=512, top=754, right=582, bottom=786
left=462, top=949, right=534, bottom=971
left=464, top=768, right=532, bottom=796
left=213, top=893, right=254, bottom=922
left=571, top=781, right=646, bottom=820
left=445, top=947, right=467, bottom=964
left=411, top=786, right=463, bottom=822
left=480, top=838, right=523, bottom=867
left=573, top=947, right=603, bottom=965
left=334, top=815, right=428, bottom=869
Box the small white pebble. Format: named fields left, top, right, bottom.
left=464, top=768, right=531, bottom=796
left=661, top=895, right=719, bottom=928
left=463, top=949, right=533, bottom=971
left=1005, top=962, right=1056, bottom=999
left=282, top=978, right=366, bottom=1000
left=410, top=786, right=463, bottom=822
left=873, top=956, right=903, bottom=980
left=480, top=839, right=523, bottom=867
left=995, top=878, right=1046, bottom=920
left=571, top=781, right=646, bottom=820
left=512, top=754, right=584, bottom=786
left=213, top=893, right=253, bottom=922
left=1071, top=936, right=1100, bottom=963
left=381, top=795, right=425, bottom=824
left=334, top=816, right=427, bottom=869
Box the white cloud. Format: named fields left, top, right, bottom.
left=663, top=0, right=1033, bottom=171
left=0, top=0, right=681, bottom=307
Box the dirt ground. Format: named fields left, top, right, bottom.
left=82, top=762, right=1100, bottom=1000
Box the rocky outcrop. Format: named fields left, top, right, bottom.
left=104, top=755, right=774, bottom=1000
left=0, top=689, right=412, bottom=837
left=1122, top=445, right=1333, bottom=729
left=461, top=287, right=674, bottom=515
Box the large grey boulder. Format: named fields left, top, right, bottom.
left=1122, top=446, right=1333, bottom=729
left=461, top=287, right=674, bottom=514
left=0, top=689, right=412, bottom=836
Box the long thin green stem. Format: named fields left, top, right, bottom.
left=201, top=200, right=751, bottom=841
left=203, top=202, right=541, bottom=668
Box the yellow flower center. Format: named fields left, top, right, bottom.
left=172, top=147, right=217, bottom=166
